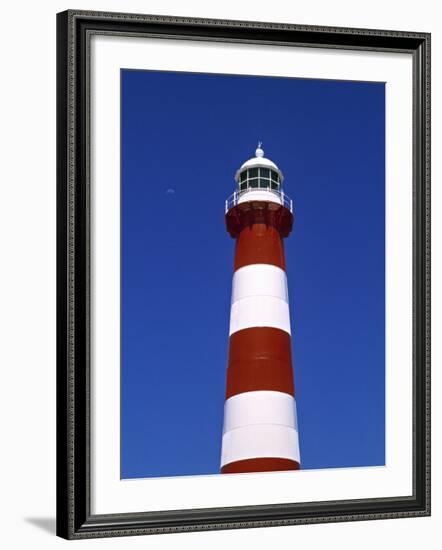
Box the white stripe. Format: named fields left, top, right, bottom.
left=220, top=424, right=300, bottom=467
left=231, top=264, right=288, bottom=304
left=229, top=264, right=291, bottom=335
left=223, top=391, right=297, bottom=433
left=229, top=296, right=291, bottom=335
left=237, top=189, right=282, bottom=206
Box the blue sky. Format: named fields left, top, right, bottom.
left=121, top=69, right=385, bottom=479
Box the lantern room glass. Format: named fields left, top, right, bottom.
left=238, top=167, right=281, bottom=192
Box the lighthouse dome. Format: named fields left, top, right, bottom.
left=238, top=145, right=280, bottom=171
left=238, top=154, right=281, bottom=172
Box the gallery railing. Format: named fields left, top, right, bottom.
left=225, top=188, right=293, bottom=214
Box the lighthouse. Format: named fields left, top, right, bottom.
left=220, top=144, right=300, bottom=474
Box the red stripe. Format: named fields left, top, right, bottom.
left=221, top=457, right=300, bottom=474
left=234, top=223, right=286, bottom=271
left=226, top=327, right=295, bottom=399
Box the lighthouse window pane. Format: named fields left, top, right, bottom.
left=260, top=168, right=270, bottom=179
left=240, top=171, right=247, bottom=182
left=271, top=170, right=279, bottom=182
left=240, top=182, right=248, bottom=191
left=259, top=178, right=270, bottom=189
left=249, top=168, right=259, bottom=178
left=249, top=178, right=259, bottom=188
left=271, top=181, right=279, bottom=190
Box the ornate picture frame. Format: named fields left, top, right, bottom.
left=56, top=9, right=430, bottom=539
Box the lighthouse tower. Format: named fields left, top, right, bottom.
left=220, top=144, right=300, bottom=474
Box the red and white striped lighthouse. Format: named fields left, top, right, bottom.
left=220, top=144, right=300, bottom=474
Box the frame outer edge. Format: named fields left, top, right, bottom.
left=56, top=10, right=70, bottom=540
left=67, top=8, right=430, bottom=39
left=56, top=9, right=431, bottom=538
left=423, top=32, right=431, bottom=517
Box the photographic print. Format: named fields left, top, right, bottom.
left=120, top=70, right=385, bottom=480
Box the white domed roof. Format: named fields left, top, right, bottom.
left=234, top=144, right=284, bottom=183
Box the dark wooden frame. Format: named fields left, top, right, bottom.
left=56, top=9, right=431, bottom=539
